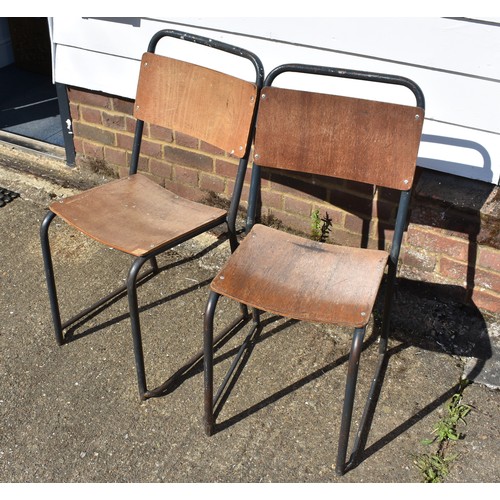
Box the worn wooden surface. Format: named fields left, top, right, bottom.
left=254, top=86, right=424, bottom=190
left=50, top=173, right=226, bottom=256
left=211, top=224, right=389, bottom=327
left=135, top=52, right=257, bottom=158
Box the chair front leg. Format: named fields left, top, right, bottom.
left=204, top=290, right=220, bottom=436
left=40, top=210, right=64, bottom=346
left=336, top=326, right=366, bottom=476
left=127, top=256, right=150, bottom=400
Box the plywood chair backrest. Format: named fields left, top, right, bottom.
left=134, top=52, right=258, bottom=159
left=253, top=86, right=424, bottom=190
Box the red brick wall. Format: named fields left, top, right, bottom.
left=67, top=86, right=500, bottom=315
left=68, top=87, right=241, bottom=203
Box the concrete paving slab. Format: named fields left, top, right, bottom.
left=0, top=144, right=498, bottom=484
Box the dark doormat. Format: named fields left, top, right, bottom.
left=0, top=187, right=20, bottom=207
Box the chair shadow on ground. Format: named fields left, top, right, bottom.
left=54, top=165, right=494, bottom=472
left=203, top=277, right=490, bottom=472
left=58, top=229, right=263, bottom=399
left=209, top=165, right=494, bottom=471
left=61, top=234, right=229, bottom=344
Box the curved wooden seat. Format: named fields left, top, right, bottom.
left=50, top=173, right=226, bottom=257
left=210, top=224, right=389, bottom=327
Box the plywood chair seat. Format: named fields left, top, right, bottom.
left=211, top=223, right=388, bottom=327
left=50, top=173, right=226, bottom=257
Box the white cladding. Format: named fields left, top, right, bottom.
left=51, top=17, right=500, bottom=184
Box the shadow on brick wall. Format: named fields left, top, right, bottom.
left=409, top=169, right=498, bottom=305
left=257, top=166, right=498, bottom=308
left=255, top=165, right=497, bottom=385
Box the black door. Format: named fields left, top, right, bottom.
left=0, top=18, right=64, bottom=148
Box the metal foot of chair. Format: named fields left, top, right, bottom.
left=335, top=325, right=388, bottom=475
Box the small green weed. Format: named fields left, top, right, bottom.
left=311, top=209, right=333, bottom=242
left=414, top=452, right=458, bottom=483
left=414, top=379, right=472, bottom=483
left=425, top=391, right=472, bottom=445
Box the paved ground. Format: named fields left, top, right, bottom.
left=0, top=143, right=498, bottom=485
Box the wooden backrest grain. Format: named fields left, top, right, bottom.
left=253, top=86, right=424, bottom=190
left=134, top=52, right=258, bottom=158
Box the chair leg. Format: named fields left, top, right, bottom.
left=41, top=212, right=158, bottom=401
left=149, top=256, right=159, bottom=274
left=336, top=326, right=366, bottom=476
left=379, top=261, right=397, bottom=355
left=252, top=308, right=261, bottom=326
left=204, top=290, right=220, bottom=436
left=40, top=210, right=64, bottom=346
left=127, top=256, right=150, bottom=400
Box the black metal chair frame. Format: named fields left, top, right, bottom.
left=40, top=30, right=264, bottom=401
left=203, top=63, right=425, bottom=475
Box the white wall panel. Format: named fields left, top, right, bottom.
left=55, top=47, right=141, bottom=98
left=51, top=17, right=500, bottom=184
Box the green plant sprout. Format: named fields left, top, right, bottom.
left=311, top=209, right=333, bottom=242
left=424, top=391, right=472, bottom=445
left=414, top=452, right=458, bottom=483
left=414, top=379, right=472, bottom=483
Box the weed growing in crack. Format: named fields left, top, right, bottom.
left=414, top=378, right=473, bottom=482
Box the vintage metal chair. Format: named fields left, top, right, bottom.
left=40, top=30, right=264, bottom=400
left=203, top=63, right=425, bottom=475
